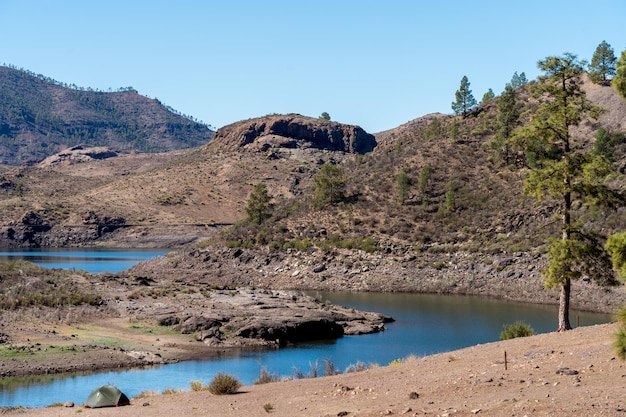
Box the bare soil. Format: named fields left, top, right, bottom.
left=4, top=323, right=624, bottom=417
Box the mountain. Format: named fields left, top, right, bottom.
left=0, top=74, right=624, bottom=257
left=0, top=65, right=214, bottom=166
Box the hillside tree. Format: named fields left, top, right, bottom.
left=246, top=182, right=273, bottom=225
left=491, top=84, right=520, bottom=164
left=613, top=49, right=626, bottom=99
left=588, top=40, right=617, bottom=85
left=480, top=88, right=495, bottom=106
left=510, top=71, right=528, bottom=89
left=512, top=52, right=623, bottom=332
left=319, top=112, right=331, bottom=121
left=396, top=167, right=410, bottom=205
left=314, top=163, right=346, bottom=206
left=451, top=75, right=477, bottom=117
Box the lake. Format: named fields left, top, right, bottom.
left=0, top=250, right=613, bottom=408
left=0, top=248, right=168, bottom=273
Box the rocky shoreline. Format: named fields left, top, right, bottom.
left=128, top=246, right=626, bottom=315
left=1, top=242, right=625, bottom=381
left=0, top=274, right=391, bottom=378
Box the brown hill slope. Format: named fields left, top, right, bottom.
left=0, top=65, right=214, bottom=166
left=0, top=76, right=624, bottom=255
left=0, top=116, right=368, bottom=247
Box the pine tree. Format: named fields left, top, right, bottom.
left=512, top=53, right=623, bottom=331
left=510, top=71, right=528, bottom=89
left=613, top=49, right=626, bottom=99
left=396, top=167, right=410, bottom=205
left=588, top=40, right=617, bottom=85
left=451, top=76, right=477, bottom=117
left=491, top=84, right=519, bottom=164
left=314, top=163, right=346, bottom=206
left=245, top=183, right=273, bottom=225
left=480, top=88, right=495, bottom=106
left=518, top=72, right=528, bottom=86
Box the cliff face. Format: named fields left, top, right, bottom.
left=209, top=114, right=377, bottom=154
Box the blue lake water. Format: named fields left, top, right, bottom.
left=0, top=251, right=613, bottom=408
left=0, top=248, right=168, bottom=273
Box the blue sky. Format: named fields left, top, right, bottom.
left=1, top=1, right=624, bottom=133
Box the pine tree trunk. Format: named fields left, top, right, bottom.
left=558, top=278, right=572, bottom=331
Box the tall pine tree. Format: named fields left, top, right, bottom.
left=512, top=53, right=623, bottom=331
left=588, top=40, right=617, bottom=85
left=451, top=75, right=477, bottom=117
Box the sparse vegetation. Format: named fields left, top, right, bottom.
left=0, top=65, right=213, bottom=166
left=208, top=372, right=242, bottom=395
left=189, top=380, right=208, bottom=391
left=254, top=368, right=281, bottom=385
left=500, top=321, right=535, bottom=340
left=0, top=261, right=101, bottom=310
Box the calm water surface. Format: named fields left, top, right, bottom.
left=0, top=251, right=613, bottom=407
left=0, top=248, right=168, bottom=273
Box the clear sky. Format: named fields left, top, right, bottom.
left=1, top=1, right=624, bottom=133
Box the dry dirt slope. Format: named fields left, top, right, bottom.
left=6, top=323, right=625, bottom=417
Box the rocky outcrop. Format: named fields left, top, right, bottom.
left=0, top=211, right=52, bottom=246
left=209, top=114, right=377, bottom=154
left=0, top=210, right=126, bottom=248
left=37, top=145, right=118, bottom=168
left=148, top=288, right=392, bottom=348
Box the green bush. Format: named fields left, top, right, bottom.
left=189, top=380, right=206, bottom=391
left=208, top=372, right=242, bottom=395
left=500, top=321, right=534, bottom=340
left=614, top=307, right=626, bottom=360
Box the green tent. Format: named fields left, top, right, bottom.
left=84, top=385, right=130, bottom=408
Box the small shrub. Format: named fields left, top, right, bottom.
left=613, top=307, right=626, bottom=360
left=500, top=321, right=534, bottom=340
left=208, top=372, right=242, bottom=395
left=344, top=361, right=369, bottom=373
left=189, top=380, right=206, bottom=391
left=263, top=403, right=274, bottom=413
left=161, top=388, right=181, bottom=395
left=133, top=390, right=159, bottom=399
left=323, top=358, right=338, bottom=376
left=254, top=367, right=280, bottom=385
left=388, top=358, right=404, bottom=366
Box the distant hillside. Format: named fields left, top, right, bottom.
left=0, top=65, right=214, bottom=165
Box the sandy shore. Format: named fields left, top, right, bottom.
left=3, top=323, right=624, bottom=417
